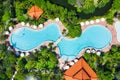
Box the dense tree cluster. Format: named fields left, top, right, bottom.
left=68, top=0, right=110, bottom=14
left=0, top=43, right=63, bottom=80
left=0, top=44, right=17, bottom=79
left=84, top=45, right=120, bottom=80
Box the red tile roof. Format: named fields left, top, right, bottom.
left=64, top=57, right=97, bottom=80
left=27, top=5, right=43, bottom=20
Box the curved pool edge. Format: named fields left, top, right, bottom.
left=57, top=24, right=112, bottom=58
left=9, top=23, right=62, bottom=51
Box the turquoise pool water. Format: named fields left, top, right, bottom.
left=115, top=21, right=120, bottom=42
left=10, top=23, right=112, bottom=60
left=58, top=25, right=112, bottom=60
left=10, top=23, right=61, bottom=51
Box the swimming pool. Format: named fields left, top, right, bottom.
left=58, top=25, right=112, bottom=60
left=10, top=23, right=112, bottom=60
left=115, top=21, right=120, bottom=42
left=10, top=23, right=62, bottom=51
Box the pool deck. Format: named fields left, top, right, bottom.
left=81, top=18, right=120, bottom=53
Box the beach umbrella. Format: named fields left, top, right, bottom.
left=101, top=18, right=106, bottom=22
left=90, top=20, right=94, bottom=24
left=55, top=18, right=59, bottom=22
left=96, top=19, right=100, bottom=23
left=21, top=22, right=25, bottom=26
left=86, top=49, right=91, bottom=53
left=33, top=25, right=37, bottom=29
left=80, top=22, right=85, bottom=26
left=96, top=50, right=101, bottom=56
left=85, top=21, right=89, bottom=25
left=5, top=31, right=9, bottom=35
left=38, top=24, right=43, bottom=28
left=92, top=49, right=96, bottom=53
left=9, top=26, right=13, bottom=31
left=20, top=53, right=24, bottom=57
left=26, top=23, right=30, bottom=26
left=27, top=5, right=43, bottom=20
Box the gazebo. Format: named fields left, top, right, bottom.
left=27, top=5, right=43, bottom=20
left=64, top=57, right=98, bottom=80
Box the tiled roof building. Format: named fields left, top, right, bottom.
left=64, top=57, right=97, bottom=80
left=27, top=5, right=43, bottom=20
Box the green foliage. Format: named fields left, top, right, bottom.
left=25, top=48, right=58, bottom=71
left=84, top=45, right=120, bottom=80
left=0, top=73, right=8, bottom=80
left=25, top=61, right=36, bottom=70
left=0, top=0, right=3, bottom=22
left=67, top=25, right=81, bottom=37
left=111, top=45, right=118, bottom=53
left=16, top=57, right=27, bottom=70
left=14, top=70, right=26, bottom=80
left=37, top=48, right=58, bottom=70
left=97, top=0, right=110, bottom=8
left=82, top=0, right=95, bottom=14
left=68, top=0, right=76, bottom=6
left=0, top=45, right=17, bottom=79
left=106, top=18, right=114, bottom=24
left=2, top=11, right=11, bottom=23
left=112, top=0, right=120, bottom=11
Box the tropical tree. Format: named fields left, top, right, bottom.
left=16, top=57, right=27, bottom=71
